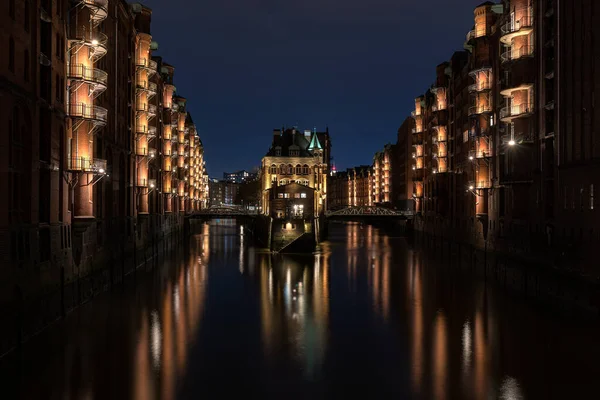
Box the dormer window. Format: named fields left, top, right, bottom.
left=275, top=146, right=281, bottom=156
left=290, top=150, right=299, bottom=157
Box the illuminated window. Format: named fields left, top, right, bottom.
left=284, top=193, right=290, bottom=199
left=278, top=193, right=284, bottom=198
left=300, top=193, right=307, bottom=198
left=294, top=193, right=300, bottom=199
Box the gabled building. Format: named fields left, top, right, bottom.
left=261, top=127, right=331, bottom=217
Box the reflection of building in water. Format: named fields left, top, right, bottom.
left=408, top=251, right=423, bottom=395
left=433, top=311, right=448, bottom=400
left=133, top=236, right=208, bottom=400
left=258, top=253, right=330, bottom=377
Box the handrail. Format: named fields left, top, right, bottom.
left=501, top=45, right=534, bottom=63
left=70, top=26, right=108, bottom=49
left=67, top=156, right=107, bottom=173
left=501, top=12, right=533, bottom=36
left=67, top=64, right=108, bottom=85
left=68, top=103, right=107, bottom=122
left=500, top=103, right=534, bottom=120
left=468, top=104, right=492, bottom=116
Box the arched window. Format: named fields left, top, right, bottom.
left=303, top=164, right=309, bottom=175
left=287, top=164, right=293, bottom=174
left=279, top=164, right=286, bottom=175
left=295, top=164, right=302, bottom=174
left=270, top=164, right=277, bottom=174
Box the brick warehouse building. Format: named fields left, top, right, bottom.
left=328, top=165, right=373, bottom=210
left=0, top=0, right=209, bottom=353
left=409, top=0, right=600, bottom=275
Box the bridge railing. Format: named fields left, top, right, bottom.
left=326, top=206, right=414, bottom=218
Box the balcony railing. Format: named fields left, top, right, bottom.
left=500, top=103, right=534, bottom=121
left=469, top=149, right=492, bottom=159
left=67, top=64, right=108, bottom=87
left=148, top=104, right=157, bottom=115
left=468, top=81, right=492, bottom=93
left=501, top=46, right=534, bottom=64
left=466, top=26, right=487, bottom=42
left=468, top=104, right=492, bottom=116
left=67, top=157, right=107, bottom=173
left=68, top=103, right=107, bottom=123
left=70, top=27, right=108, bottom=59
left=500, top=13, right=533, bottom=43
left=81, top=0, right=108, bottom=23
left=469, top=180, right=492, bottom=190
left=148, top=81, right=157, bottom=94
left=136, top=58, right=158, bottom=72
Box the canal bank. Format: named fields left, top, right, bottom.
left=0, top=216, right=187, bottom=361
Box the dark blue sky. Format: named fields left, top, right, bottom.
left=142, top=0, right=482, bottom=177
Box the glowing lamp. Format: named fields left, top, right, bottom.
left=508, top=139, right=516, bottom=146
left=91, top=39, right=99, bottom=46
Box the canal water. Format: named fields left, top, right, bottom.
left=1, top=220, right=599, bottom=399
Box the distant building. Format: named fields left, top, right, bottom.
left=372, top=144, right=398, bottom=206
left=396, top=118, right=414, bottom=211
left=223, top=170, right=257, bottom=184
left=261, top=127, right=331, bottom=218
left=209, top=179, right=239, bottom=206
left=329, top=166, right=373, bottom=209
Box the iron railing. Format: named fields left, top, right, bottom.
left=67, top=63, right=108, bottom=86
left=68, top=103, right=107, bottom=122
left=67, top=157, right=107, bottom=173
left=500, top=103, right=534, bottom=120
left=501, top=45, right=534, bottom=64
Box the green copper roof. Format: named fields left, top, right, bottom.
left=308, top=133, right=322, bottom=150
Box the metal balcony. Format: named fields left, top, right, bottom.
left=469, top=180, right=492, bottom=190
left=500, top=12, right=533, bottom=44
left=500, top=103, right=534, bottom=122
left=135, top=57, right=158, bottom=73
left=80, top=0, right=108, bottom=25
left=466, top=26, right=487, bottom=42
left=67, top=64, right=107, bottom=96
left=147, top=81, right=157, bottom=95
left=468, top=81, right=492, bottom=93
left=148, top=104, right=157, bottom=116
left=68, top=103, right=107, bottom=124
left=501, top=45, right=534, bottom=64
left=147, top=126, right=157, bottom=139
left=469, top=149, right=492, bottom=160
left=468, top=104, right=492, bottom=116
left=69, top=27, right=108, bottom=61
left=67, top=156, right=107, bottom=173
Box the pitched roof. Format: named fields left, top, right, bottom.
left=308, top=133, right=322, bottom=150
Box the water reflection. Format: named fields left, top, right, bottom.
left=258, top=252, right=330, bottom=379
left=3, top=220, right=600, bottom=399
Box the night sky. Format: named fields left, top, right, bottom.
left=141, top=0, right=483, bottom=177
